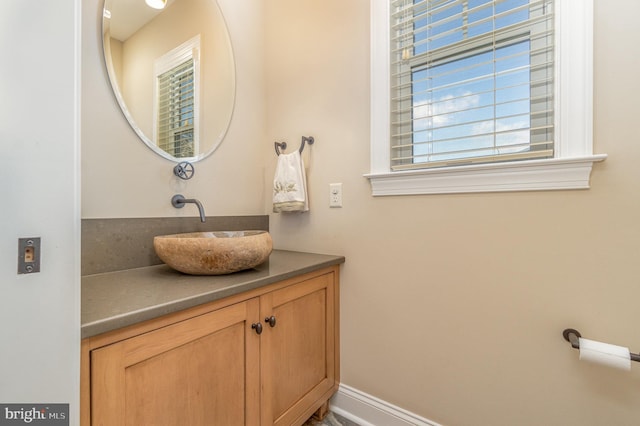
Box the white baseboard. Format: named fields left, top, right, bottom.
left=329, top=384, right=442, bottom=426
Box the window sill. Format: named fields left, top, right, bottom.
left=365, top=155, right=607, bottom=196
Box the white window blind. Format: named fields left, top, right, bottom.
left=390, top=0, right=554, bottom=170
left=157, top=58, right=196, bottom=158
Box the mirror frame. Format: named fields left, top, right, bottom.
left=101, top=0, right=236, bottom=162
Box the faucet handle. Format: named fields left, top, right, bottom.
left=173, top=161, right=195, bottom=180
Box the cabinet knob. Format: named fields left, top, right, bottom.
left=251, top=322, right=263, bottom=335
left=265, top=316, right=277, bottom=327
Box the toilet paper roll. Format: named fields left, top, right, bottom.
left=579, top=337, right=631, bottom=371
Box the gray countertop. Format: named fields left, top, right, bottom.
left=82, top=250, right=345, bottom=339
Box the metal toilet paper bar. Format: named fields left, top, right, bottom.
left=563, top=328, right=640, bottom=362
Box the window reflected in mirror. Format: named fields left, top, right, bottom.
left=102, top=0, right=235, bottom=162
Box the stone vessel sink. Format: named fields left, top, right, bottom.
left=153, top=231, right=273, bottom=275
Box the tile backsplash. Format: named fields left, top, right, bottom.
left=82, top=216, right=269, bottom=275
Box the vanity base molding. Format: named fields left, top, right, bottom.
left=81, top=266, right=340, bottom=426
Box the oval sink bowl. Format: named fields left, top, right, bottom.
left=154, top=231, right=273, bottom=275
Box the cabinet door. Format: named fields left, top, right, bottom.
left=91, top=300, right=260, bottom=426
left=260, top=273, right=336, bottom=426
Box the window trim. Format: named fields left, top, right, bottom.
left=366, top=0, right=605, bottom=196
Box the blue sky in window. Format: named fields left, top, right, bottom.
left=409, top=0, right=534, bottom=163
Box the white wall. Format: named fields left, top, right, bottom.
left=0, top=0, right=80, bottom=423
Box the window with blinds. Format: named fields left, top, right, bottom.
left=390, top=0, right=554, bottom=170
left=157, top=58, right=196, bottom=158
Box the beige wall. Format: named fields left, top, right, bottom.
left=264, top=0, right=640, bottom=425
left=83, top=0, right=640, bottom=424
left=111, top=0, right=233, bottom=150
left=82, top=0, right=267, bottom=217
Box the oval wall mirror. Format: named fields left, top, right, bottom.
left=102, top=0, right=235, bottom=161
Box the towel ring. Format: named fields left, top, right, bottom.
left=274, top=141, right=287, bottom=156
left=274, top=136, right=314, bottom=156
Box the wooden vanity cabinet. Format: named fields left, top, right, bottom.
left=260, top=271, right=337, bottom=426
left=81, top=266, right=340, bottom=426
left=90, top=300, right=260, bottom=426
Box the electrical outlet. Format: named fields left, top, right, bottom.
left=329, top=183, right=343, bottom=208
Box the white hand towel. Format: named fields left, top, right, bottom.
left=273, top=150, right=309, bottom=213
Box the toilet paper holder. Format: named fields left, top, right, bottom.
left=563, top=328, right=640, bottom=362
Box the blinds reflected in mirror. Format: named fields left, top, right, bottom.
left=157, top=58, right=195, bottom=158
left=153, top=35, right=201, bottom=159
left=390, top=0, right=555, bottom=170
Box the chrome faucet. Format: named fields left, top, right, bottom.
left=171, top=194, right=206, bottom=222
